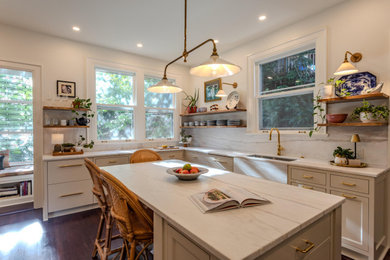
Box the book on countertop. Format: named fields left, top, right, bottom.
left=190, top=186, right=270, bottom=213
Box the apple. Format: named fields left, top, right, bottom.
left=181, top=170, right=189, bottom=174
left=190, top=168, right=199, bottom=174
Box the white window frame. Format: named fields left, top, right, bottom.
left=87, top=59, right=182, bottom=144
left=95, top=67, right=137, bottom=142
left=247, top=29, right=327, bottom=135
left=144, top=75, right=176, bottom=141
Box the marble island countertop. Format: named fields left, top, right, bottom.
left=42, top=146, right=388, bottom=178
left=102, top=160, right=345, bottom=260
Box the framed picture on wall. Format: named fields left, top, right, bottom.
left=57, top=80, right=76, bottom=98
left=204, top=78, right=222, bottom=102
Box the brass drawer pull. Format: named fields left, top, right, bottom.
left=60, top=192, right=84, bottom=198
left=302, top=175, right=313, bottom=179
left=58, top=164, right=83, bottom=168
left=302, top=185, right=313, bottom=190
left=169, top=155, right=175, bottom=158
left=342, top=194, right=357, bottom=199
left=108, top=160, right=117, bottom=163
left=293, top=239, right=315, bottom=253
left=342, top=182, right=356, bottom=187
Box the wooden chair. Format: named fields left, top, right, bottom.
left=99, top=168, right=153, bottom=260
left=130, top=149, right=162, bottom=164
left=84, top=159, right=121, bottom=260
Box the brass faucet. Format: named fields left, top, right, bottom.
left=269, top=128, right=283, bottom=156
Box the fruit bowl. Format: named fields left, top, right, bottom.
left=166, top=167, right=209, bottom=181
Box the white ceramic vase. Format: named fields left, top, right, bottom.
left=359, top=112, right=378, bottom=123
left=75, top=146, right=83, bottom=152
left=334, top=156, right=348, bottom=165
left=322, top=84, right=334, bottom=98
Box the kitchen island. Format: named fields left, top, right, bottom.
left=102, top=160, right=344, bottom=260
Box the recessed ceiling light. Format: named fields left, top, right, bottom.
left=214, top=40, right=219, bottom=44
left=72, top=26, right=80, bottom=32
left=258, top=15, right=267, bottom=21
left=137, top=43, right=143, bottom=48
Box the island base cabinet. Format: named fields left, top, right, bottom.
left=261, top=213, right=334, bottom=260
left=164, top=223, right=210, bottom=260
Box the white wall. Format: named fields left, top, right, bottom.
left=188, top=0, right=390, bottom=168
left=0, top=23, right=191, bottom=207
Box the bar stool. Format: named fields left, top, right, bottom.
left=84, top=159, right=121, bottom=260
left=130, top=149, right=162, bottom=163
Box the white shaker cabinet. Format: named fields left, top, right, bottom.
left=288, top=165, right=387, bottom=260
left=184, top=151, right=234, bottom=172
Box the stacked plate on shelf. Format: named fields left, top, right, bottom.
left=200, top=121, right=207, bottom=126
left=216, top=120, right=227, bottom=126
left=207, top=120, right=216, bottom=126
left=227, top=120, right=241, bottom=126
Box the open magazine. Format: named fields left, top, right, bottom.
left=190, top=186, right=270, bottom=213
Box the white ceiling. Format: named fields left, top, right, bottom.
left=0, top=0, right=345, bottom=65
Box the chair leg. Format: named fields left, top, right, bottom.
left=102, top=213, right=113, bottom=260
left=92, top=211, right=105, bottom=258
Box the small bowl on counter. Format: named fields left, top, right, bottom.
left=326, top=114, right=348, bottom=123
left=197, top=107, right=207, bottom=113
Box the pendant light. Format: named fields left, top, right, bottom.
left=334, top=51, right=362, bottom=76
left=148, top=0, right=241, bottom=93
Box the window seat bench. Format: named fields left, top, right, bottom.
left=0, top=165, right=33, bottom=178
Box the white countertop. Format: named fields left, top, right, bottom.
left=42, top=146, right=389, bottom=178
left=102, top=160, right=344, bottom=260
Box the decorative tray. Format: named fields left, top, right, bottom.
left=329, top=161, right=367, bottom=168
left=52, top=150, right=84, bottom=156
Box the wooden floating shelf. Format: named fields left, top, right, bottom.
left=52, top=150, right=84, bottom=156
left=43, top=106, right=89, bottom=111
left=318, top=93, right=389, bottom=104
left=318, top=122, right=387, bottom=127
left=180, top=125, right=246, bottom=129
left=43, top=125, right=89, bottom=128
left=180, top=109, right=246, bottom=117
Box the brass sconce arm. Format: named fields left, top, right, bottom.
left=223, top=82, right=238, bottom=88
left=163, top=38, right=218, bottom=79
left=343, top=51, right=363, bottom=63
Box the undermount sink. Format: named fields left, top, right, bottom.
left=246, top=154, right=297, bottom=162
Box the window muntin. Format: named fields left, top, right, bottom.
left=144, top=76, right=175, bottom=139
left=257, top=48, right=315, bottom=130
left=95, top=68, right=135, bottom=141
left=0, top=68, right=33, bottom=164
left=260, top=49, right=315, bottom=95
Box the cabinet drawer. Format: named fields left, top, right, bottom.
left=291, top=182, right=326, bottom=193
left=290, top=167, right=326, bottom=186
left=159, top=151, right=184, bottom=160
left=330, top=174, right=369, bottom=194
left=48, top=159, right=90, bottom=184
left=95, top=156, right=129, bottom=167
left=48, top=179, right=94, bottom=212
left=262, top=214, right=331, bottom=259
left=184, top=152, right=203, bottom=164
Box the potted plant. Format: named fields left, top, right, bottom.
left=71, top=97, right=95, bottom=126
left=62, top=143, right=75, bottom=152
left=309, top=91, right=326, bottom=137
left=351, top=100, right=389, bottom=123
left=180, top=129, right=192, bottom=147
left=183, top=89, right=199, bottom=113
left=333, top=146, right=354, bottom=165
left=322, top=78, right=345, bottom=98
left=76, top=135, right=94, bottom=151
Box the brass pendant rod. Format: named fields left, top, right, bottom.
left=163, top=38, right=218, bottom=79
left=183, top=0, right=187, bottom=60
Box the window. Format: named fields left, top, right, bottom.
left=0, top=68, right=33, bottom=164
left=95, top=68, right=135, bottom=141
left=144, top=76, right=175, bottom=139
left=257, top=48, right=315, bottom=130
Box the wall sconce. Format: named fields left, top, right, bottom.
left=334, top=51, right=362, bottom=76
left=216, top=82, right=238, bottom=97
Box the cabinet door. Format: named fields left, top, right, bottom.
left=234, top=157, right=287, bottom=183
left=205, top=154, right=233, bottom=171
left=164, top=223, right=210, bottom=260
left=330, top=190, right=369, bottom=251
left=184, top=151, right=204, bottom=165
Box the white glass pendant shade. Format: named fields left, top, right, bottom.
left=190, top=54, right=241, bottom=77
left=334, top=61, right=358, bottom=76
left=147, top=78, right=183, bottom=93
left=215, top=89, right=227, bottom=97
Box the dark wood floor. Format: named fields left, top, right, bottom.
left=0, top=208, right=389, bottom=260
